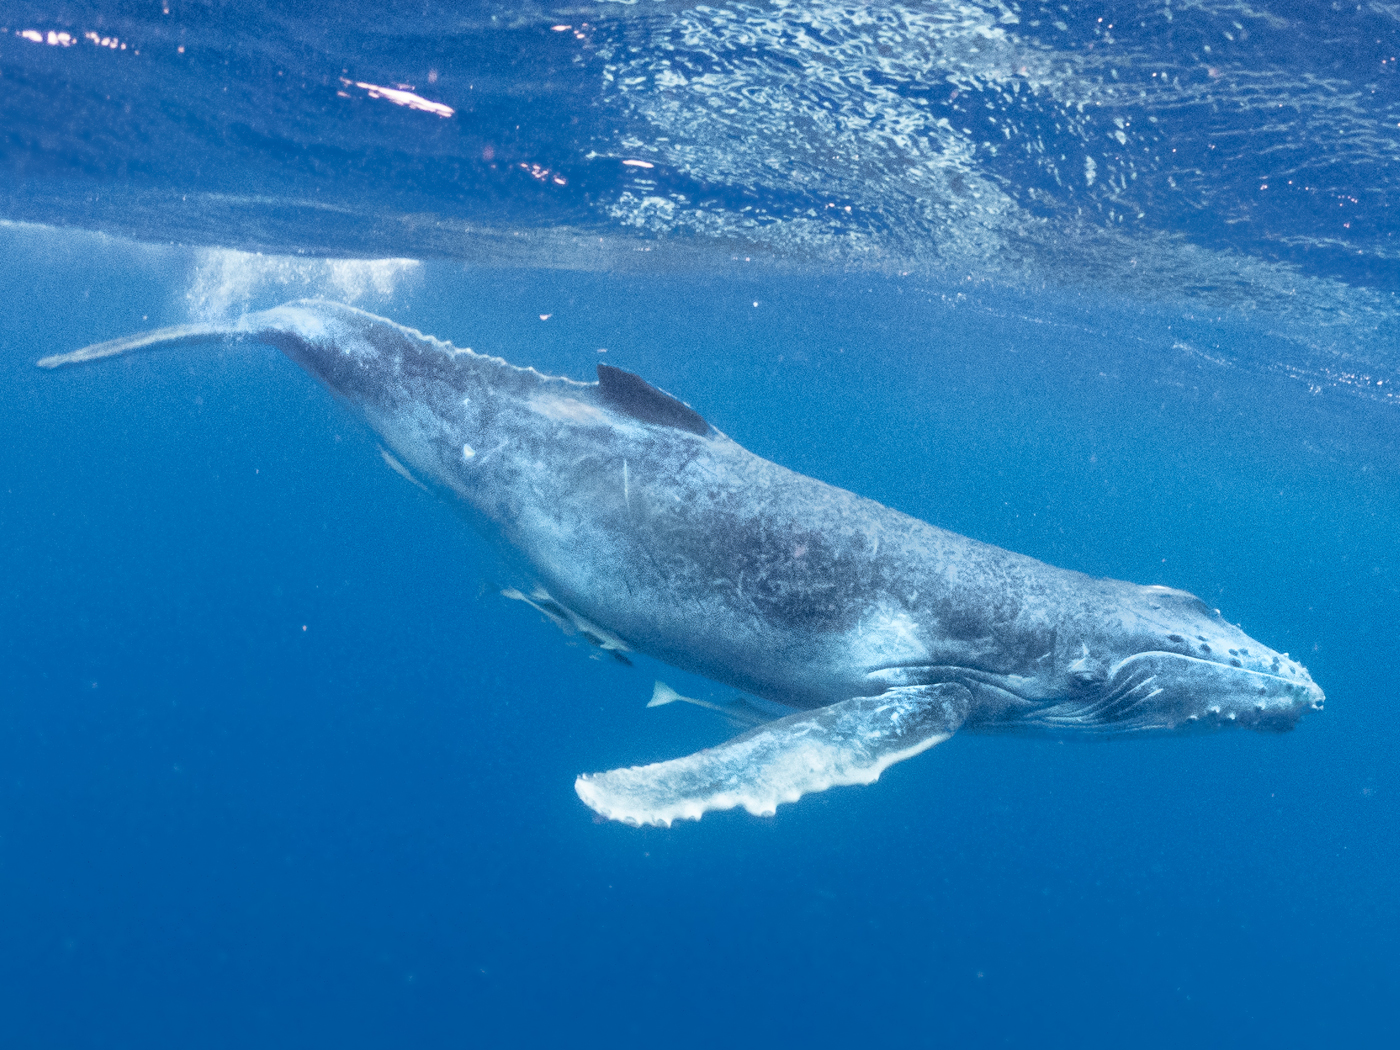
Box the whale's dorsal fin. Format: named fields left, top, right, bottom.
left=576, top=683, right=971, bottom=827
left=596, top=363, right=710, bottom=436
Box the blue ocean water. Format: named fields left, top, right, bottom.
left=1, top=2, right=1397, bottom=1047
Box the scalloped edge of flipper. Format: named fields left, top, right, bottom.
left=575, top=683, right=970, bottom=827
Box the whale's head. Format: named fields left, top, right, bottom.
left=1029, top=584, right=1324, bottom=735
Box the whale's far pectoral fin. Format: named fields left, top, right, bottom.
left=575, top=683, right=971, bottom=827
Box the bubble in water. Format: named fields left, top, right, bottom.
left=184, top=248, right=420, bottom=321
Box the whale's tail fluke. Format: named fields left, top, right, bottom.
left=36, top=322, right=242, bottom=369
left=577, top=682, right=971, bottom=827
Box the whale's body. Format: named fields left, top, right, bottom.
left=41, top=301, right=1324, bottom=826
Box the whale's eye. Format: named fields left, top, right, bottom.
left=1167, top=634, right=1185, bottom=644
left=1199, top=643, right=1211, bottom=654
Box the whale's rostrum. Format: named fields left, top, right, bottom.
left=40, top=300, right=1326, bottom=827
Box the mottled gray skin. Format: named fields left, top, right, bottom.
left=103, top=301, right=1328, bottom=735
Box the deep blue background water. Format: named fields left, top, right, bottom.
left=1, top=227, right=1395, bottom=1047
left=1, top=0, right=1398, bottom=1046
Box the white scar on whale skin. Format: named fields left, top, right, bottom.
left=528, top=394, right=606, bottom=426
left=37, top=300, right=1326, bottom=827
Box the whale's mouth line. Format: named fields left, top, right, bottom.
left=865, top=652, right=1316, bottom=701
left=896, top=648, right=1321, bottom=735
left=1108, top=650, right=1310, bottom=688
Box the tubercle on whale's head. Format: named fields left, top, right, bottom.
left=1039, top=583, right=1324, bottom=735
left=1137, top=584, right=1321, bottom=732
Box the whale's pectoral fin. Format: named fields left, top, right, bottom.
left=575, top=683, right=971, bottom=827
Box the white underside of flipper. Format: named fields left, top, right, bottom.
left=576, top=683, right=970, bottom=827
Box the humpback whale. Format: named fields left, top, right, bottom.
left=40, top=301, right=1325, bottom=827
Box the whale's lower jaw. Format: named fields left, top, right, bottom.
left=978, top=651, right=1324, bottom=736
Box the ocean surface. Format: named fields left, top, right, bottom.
left=1, top=1, right=1396, bottom=1046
